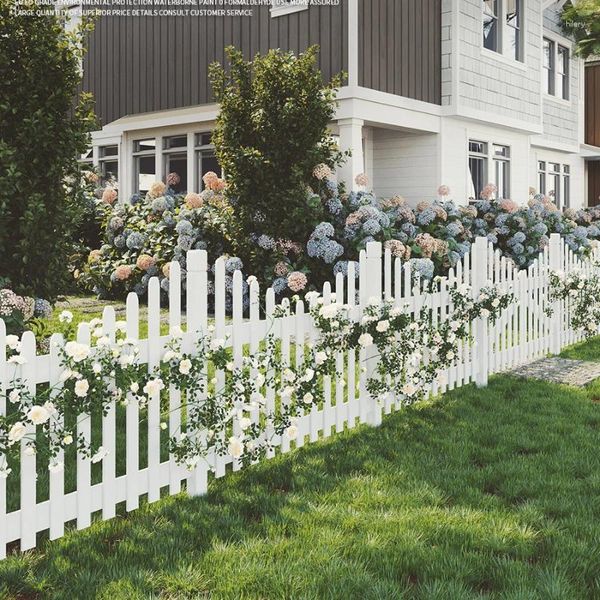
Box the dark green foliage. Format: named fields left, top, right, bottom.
left=561, top=0, right=600, bottom=58
left=209, top=46, right=346, bottom=256
left=0, top=0, right=96, bottom=300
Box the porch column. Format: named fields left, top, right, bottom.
left=337, top=117, right=364, bottom=191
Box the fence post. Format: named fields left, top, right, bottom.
left=472, top=236, right=489, bottom=388
left=363, top=241, right=382, bottom=426
left=549, top=233, right=562, bottom=355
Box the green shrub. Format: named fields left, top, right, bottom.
left=209, top=46, right=346, bottom=264
left=0, top=1, right=96, bottom=300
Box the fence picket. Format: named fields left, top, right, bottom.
left=147, top=277, right=161, bottom=502
left=125, top=293, right=140, bottom=511
left=0, top=321, right=5, bottom=559
left=76, top=323, right=92, bottom=530
left=168, top=260, right=182, bottom=495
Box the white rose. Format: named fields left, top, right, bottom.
left=91, top=446, right=109, bottom=463
left=59, top=310, right=73, bottom=324
left=480, top=308, right=490, bottom=318
left=286, top=425, right=298, bottom=439
left=303, top=392, right=314, bottom=404
left=92, top=362, right=102, bottom=374
left=376, top=320, right=390, bottom=333
left=302, top=368, right=314, bottom=382
left=130, top=382, right=139, bottom=394
left=315, top=351, right=327, bottom=365
left=8, top=355, right=26, bottom=365
left=401, top=382, right=418, bottom=396
left=179, top=359, right=192, bottom=375
left=305, top=291, right=319, bottom=303
left=283, top=368, right=296, bottom=382
left=48, top=461, right=64, bottom=473
left=74, top=379, right=89, bottom=398
left=64, top=341, right=90, bottom=362
left=96, top=336, right=110, bottom=348
left=119, top=354, right=134, bottom=367
left=8, top=390, right=20, bottom=404
left=63, top=434, right=73, bottom=445
left=5, top=335, right=20, bottom=350
left=446, top=351, right=455, bottom=360
left=239, top=417, right=252, bottom=430
left=358, top=333, right=373, bottom=348
left=228, top=436, right=244, bottom=459
left=319, top=304, right=338, bottom=320
left=143, top=378, right=165, bottom=396
left=8, top=422, right=26, bottom=444
left=492, top=298, right=500, bottom=308
left=28, top=405, right=50, bottom=425
left=162, top=350, right=177, bottom=363
left=210, top=338, right=225, bottom=351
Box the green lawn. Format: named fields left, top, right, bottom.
left=2, top=341, right=600, bottom=599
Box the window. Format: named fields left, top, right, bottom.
left=544, top=38, right=570, bottom=100
left=482, top=0, right=523, bottom=61
left=543, top=38, right=555, bottom=95
left=469, top=140, right=488, bottom=200
left=506, top=0, right=522, bottom=61
left=493, top=144, right=510, bottom=199
left=557, top=45, right=569, bottom=100
left=538, top=160, right=546, bottom=195
left=537, top=161, right=570, bottom=209
left=195, top=133, right=221, bottom=190
left=163, top=136, right=187, bottom=193
left=133, top=139, right=156, bottom=195
left=271, top=0, right=308, bottom=17
left=483, top=0, right=499, bottom=52
left=99, top=145, right=118, bottom=186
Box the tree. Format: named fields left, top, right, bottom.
left=0, top=0, right=96, bottom=300
left=209, top=46, right=345, bottom=253
left=561, top=0, right=600, bottom=58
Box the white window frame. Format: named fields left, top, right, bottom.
left=542, top=32, right=572, bottom=104
left=271, top=0, right=308, bottom=17
left=481, top=0, right=525, bottom=65
left=537, top=161, right=571, bottom=209
left=468, top=138, right=512, bottom=200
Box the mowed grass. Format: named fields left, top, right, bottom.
left=1, top=361, right=600, bottom=598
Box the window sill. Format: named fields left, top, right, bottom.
left=270, top=3, right=308, bottom=17
left=480, top=47, right=527, bottom=72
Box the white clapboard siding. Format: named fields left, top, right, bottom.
left=0, top=234, right=598, bottom=557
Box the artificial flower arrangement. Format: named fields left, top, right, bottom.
left=0, top=281, right=512, bottom=477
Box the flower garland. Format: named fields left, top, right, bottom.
left=0, top=283, right=513, bottom=477
left=545, top=267, right=600, bottom=338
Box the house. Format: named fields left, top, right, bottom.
left=78, top=0, right=596, bottom=209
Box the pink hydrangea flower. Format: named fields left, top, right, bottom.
left=148, top=181, right=166, bottom=199
left=162, top=264, right=170, bottom=278
left=185, top=193, right=203, bottom=209
left=313, top=163, right=332, bottom=181
left=136, top=254, right=156, bottom=271
left=287, top=271, right=308, bottom=292
left=274, top=261, right=290, bottom=277
left=88, top=249, right=101, bottom=264
left=114, top=265, right=133, bottom=281
left=499, top=199, right=518, bottom=213
left=437, top=184, right=450, bottom=197
left=480, top=183, right=497, bottom=200
left=102, top=187, right=118, bottom=205
left=384, top=240, right=411, bottom=260
left=354, top=173, right=369, bottom=187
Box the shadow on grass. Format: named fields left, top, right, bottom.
left=2, top=376, right=600, bottom=599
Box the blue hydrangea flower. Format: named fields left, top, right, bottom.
left=114, top=235, right=126, bottom=249
left=129, top=193, right=142, bottom=205
left=34, top=298, right=52, bottom=319
left=313, top=222, right=335, bottom=239
left=512, top=242, right=524, bottom=255
left=257, top=234, right=275, bottom=250
left=362, top=218, right=381, bottom=236
left=177, top=235, right=194, bottom=251
left=126, top=232, right=145, bottom=250
left=409, top=258, right=434, bottom=280
left=446, top=222, right=462, bottom=237
left=272, top=277, right=288, bottom=294
left=326, top=197, right=343, bottom=215
left=151, top=197, right=167, bottom=213
left=175, top=220, right=193, bottom=236
left=108, top=216, right=124, bottom=231
left=225, top=257, right=243, bottom=273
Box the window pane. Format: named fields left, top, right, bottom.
left=493, top=144, right=509, bottom=158
left=494, top=160, right=510, bottom=199
left=164, top=153, right=187, bottom=193
left=164, top=135, right=187, bottom=150
left=195, top=132, right=213, bottom=147
left=469, top=156, right=487, bottom=200
left=563, top=165, right=570, bottom=174
left=469, top=140, right=487, bottom=154
left=506, top=0, right=519, bottom=28
left=564, top=176, right=570, bottom=208
left=101, top=160, right=118, bottom=184
left=135, top=155, right=155, bottom=194
left=558, top=46, right=569, bottom=100
left=100, top=145, right=118, bottom=157
left=506, top=0, right=521, bottom=60
left=543, top=39, right=555, bottom=95
left=483, top=0, right=498, bottom=51
left=134, top=139, right=156, bottom=153
left=197, top=151, right=222, bottom=190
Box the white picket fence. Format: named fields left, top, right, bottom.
left=0, top=233, right=597, bottom=557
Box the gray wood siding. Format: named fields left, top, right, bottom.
left=82, top=4, right=348, bottom=126
left=358, top=0, right=441, bottom=104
